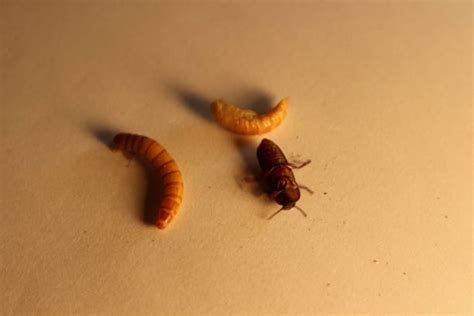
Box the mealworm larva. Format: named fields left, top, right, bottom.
left=111, top=133, right=184, bottom=230
left=211, top=97, right=288, bottom=135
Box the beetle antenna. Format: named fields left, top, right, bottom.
left=295, top=205, right=307, bottom=217
left=267, top=206, right=285, bottom=220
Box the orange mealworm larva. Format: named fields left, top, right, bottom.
left=211, top=97, right=288, bottom=135
left=111, top=133, right=184, bottom=230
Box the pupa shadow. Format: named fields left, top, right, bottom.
left=232, top=91, right=275, bottom=114
left=166, top=82, right=275, bottom=122
left=164, top=83, right=212, bottom=122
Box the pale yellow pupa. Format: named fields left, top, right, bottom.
left=211, top=98, right=288, bottom=135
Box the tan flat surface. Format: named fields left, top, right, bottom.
left=1, top=1, right=472, bottom=315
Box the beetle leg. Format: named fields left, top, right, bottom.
left=294, top=205, right=308, bottom=217
left=298, top=185, right=314, bottom=195
left=287, top=160, right=311, bottom=169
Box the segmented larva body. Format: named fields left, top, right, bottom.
left=112, top=133, right=184, bottom=230
left=211, top=98, right=288, bottom=135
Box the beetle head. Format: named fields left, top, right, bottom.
left=274, top=187, right=300, bottom=209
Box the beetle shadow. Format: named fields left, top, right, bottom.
left=233, top=137, right=275, bottom=219
left=85, top=122, right=165, bottom=226
left=233, top=137, right=267, bottom=198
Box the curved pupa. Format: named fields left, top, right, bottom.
left=211, top=97, right=288, bottom=135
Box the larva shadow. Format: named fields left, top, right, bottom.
left=87, top=124, right=121, bottom=149
left=88, top=126, right=167, bottom=226
left=140, top=158, right=166, bottom=226
left=113, top=156, right=165, bottom=226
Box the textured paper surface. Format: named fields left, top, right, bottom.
left=1, top=1, right=472, bottom=314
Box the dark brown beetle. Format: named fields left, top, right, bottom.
left=257, top=138, right=312, bottom=219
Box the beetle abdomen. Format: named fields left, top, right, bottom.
left=257, top=138, right=288, bottom=172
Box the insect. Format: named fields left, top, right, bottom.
left=211, top=97, right=288, bottom=135
left=257, top=138, right=312, bottom=219
left=111, top=133, right=184, bottom=230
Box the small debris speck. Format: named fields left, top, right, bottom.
left=326, top=283, right=330, bottom=287
left=373, top=259, right=378, bottom=263
left=323, top=192, right=327, bottom=195
left=403, top=272, right=406, bottom=275
left=444, top=215, right=448, bottom=219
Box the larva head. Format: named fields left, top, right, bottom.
left=156, top=209, right=174, bottom=230
left=112, top=133, right=127, bottom=151
left=156, top=218, right=170, bottom=230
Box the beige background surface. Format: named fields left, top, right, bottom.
left=1, top=1, right=472, bottom=315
